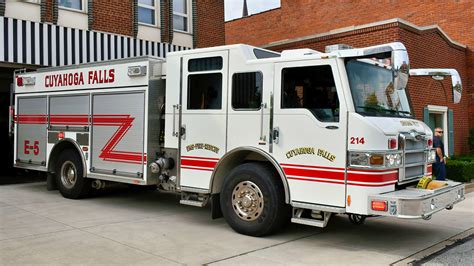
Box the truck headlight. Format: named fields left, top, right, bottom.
left=350, top=152, right=402, bottom=168
left=385, top=153, right=402, bottom=167
left=427, top=149, right=436, bottom=163
left=350, top=152, right=370, bottom=167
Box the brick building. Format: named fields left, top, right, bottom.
left=0, top=0, right=224, bottom=176
left=226, top=0, right=473, bottom=155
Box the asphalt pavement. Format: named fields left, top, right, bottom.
left=0, top=181, right=472, bottom=265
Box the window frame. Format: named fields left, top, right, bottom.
left=138, top=0, right=159, bottom=26
left=58, top=0, right=87, bottom=13
left=231, top=71, right=264, bottom=111
left=173, top=0, right=190, bottom=33
left=280, top=64, right=340, bottom=123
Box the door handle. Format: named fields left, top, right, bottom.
left=180, top=125, right=186, bottom=140
left=272, top=127, right=280, bottom=144
left=325, top=126, right=339, bottom=130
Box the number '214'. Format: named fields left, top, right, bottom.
left=350, top=137, right=365, bottom=144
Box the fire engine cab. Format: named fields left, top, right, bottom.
left=11, top=42, right=465, bottom=236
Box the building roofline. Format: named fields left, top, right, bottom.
left=261, top=18, right=466, bottom=50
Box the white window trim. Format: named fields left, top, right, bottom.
left=173, top=0, right=190, bottom=33
left=427, top=105, right=449, bottom=157
left=22, top=0, right=41, bottom=4
left=58, top=0, right=88, bottom=13
left=138, top=0, right=159, bottom=27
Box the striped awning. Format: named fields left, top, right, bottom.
left=0, top=16, right=190, bottom=67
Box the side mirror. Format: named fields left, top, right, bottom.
left=409, top=69, right=463, bottom=104
left=392, top=50, right=410, bottom=91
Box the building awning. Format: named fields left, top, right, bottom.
left=0, top=16, right=189, bottom=67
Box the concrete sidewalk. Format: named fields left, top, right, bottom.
left=0, top=182, right=472, bottom=265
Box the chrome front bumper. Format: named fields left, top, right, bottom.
left=368, top=181, right=465, bottom=219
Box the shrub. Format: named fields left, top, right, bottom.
left=445, top=159, right=474, bottom=182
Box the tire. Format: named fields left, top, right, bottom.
left=55, top=149, right=91, bottom=199
left=220, top=162, right=290, bottom=236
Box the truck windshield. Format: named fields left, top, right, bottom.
left=346, top=58, right=413, bottom=117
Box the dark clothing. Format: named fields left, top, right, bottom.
left=433, top=136, right=445, bottom=163
left=433, top=163, right=446, bottom=181
left=433, top=136, right=446, bottom=180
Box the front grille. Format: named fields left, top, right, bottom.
left=399, top=134, right=427, bottom=183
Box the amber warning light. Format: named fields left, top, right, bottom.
left=371, top=200, right=387, bottom=211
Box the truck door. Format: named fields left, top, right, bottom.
left=179, top=51, right=228, bottom=190
left=272, top=60, right=347, bottom=207
left=15, top=96, right=48, bottom=168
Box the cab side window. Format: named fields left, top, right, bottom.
left=232, top=72, right=263, bottom=110
left=187, top=73, right=222, bottom=110
left=281, top=65, right=339, bottom=122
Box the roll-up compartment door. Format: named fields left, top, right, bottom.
left=16, top=97, right=47, bottom=166
left=91, top=92, right=145, bottom=178
left=49, top=95, right=90, bottom=130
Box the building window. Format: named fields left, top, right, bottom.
left=232, top=72, right=263, bottom=110
left=188, top=73, right=223, bottom=110
left=58, top=0, right=85, bottom=11
left=281, top=65, right=339, bottom=122
left=173, top=0, right=188, bottom=32
left=138, top=0, right=157, bottom=25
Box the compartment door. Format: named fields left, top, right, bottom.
left=16, top=97, right=48, bottom=167
left=91, top=92, right=146, bottom=178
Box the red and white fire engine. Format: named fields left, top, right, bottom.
left=10, top=42, right=465, bottom=236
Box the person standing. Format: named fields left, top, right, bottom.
left=433, top=127, right=446, bottom=180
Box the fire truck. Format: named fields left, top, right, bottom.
left=11, top=42, right=465, bottom=236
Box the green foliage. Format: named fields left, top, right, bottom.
left=446, top=159, right=474, bottom=182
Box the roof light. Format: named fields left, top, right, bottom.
left=16, top=77, right=23, bottom=87
left=128, top=66, right=147, bottom=77
left=388, top=138, right=397, bottom=149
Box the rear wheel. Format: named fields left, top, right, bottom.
left=220, top=162, right=289, bottom=236
left=55, top=149, right=91, bottom=199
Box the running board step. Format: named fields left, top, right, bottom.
left=291, top=217, right=328, bottom=227
left=291, top=209, right=332, bottom=228
left=179, top=199, right=206, bottom=207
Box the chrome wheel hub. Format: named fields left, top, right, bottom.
left=232, top=181, right=264, bottom=221
left=60, top=161, right=77, bottom=189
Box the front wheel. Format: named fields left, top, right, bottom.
left=220, top=162, right=290, bottom=236
left=55, top=149, right=91, bottom=199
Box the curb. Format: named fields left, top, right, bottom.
left=391, top=228, right=474, bottom=266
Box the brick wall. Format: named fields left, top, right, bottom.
left=225, top=0, right=474, bottom=130
left=267, top=22, right=468, bottom=154
left=41, top=0, right=56, bottom=23
left=195, top=0, right=225, bottom=48
left=91, top=0, right=134, bottom=36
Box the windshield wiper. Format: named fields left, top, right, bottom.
left=356, top=106, right=411, bottom=116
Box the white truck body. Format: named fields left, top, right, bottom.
left=12, top=42, right=465, bottom=235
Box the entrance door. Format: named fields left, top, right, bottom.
left=272, top=60, right=347, bottom=207
left=179, top=51, right=228, bottom=190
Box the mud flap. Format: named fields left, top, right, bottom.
left=211, top=193, right=223, bottom=219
